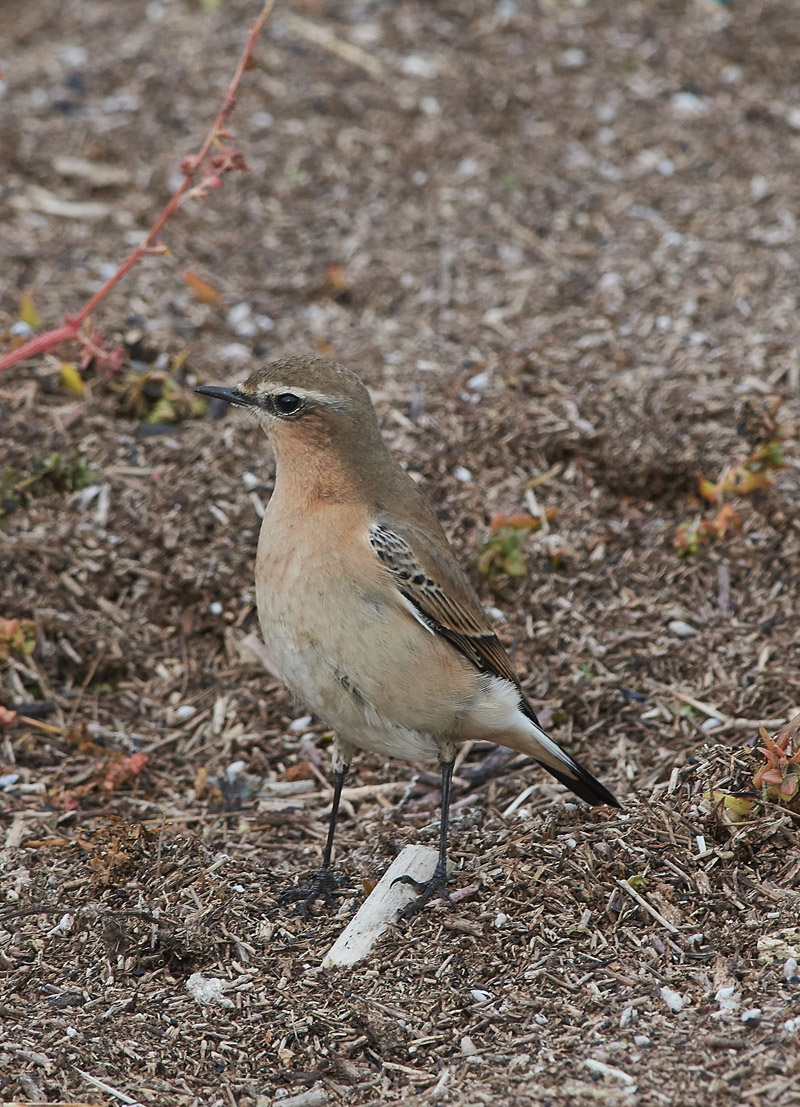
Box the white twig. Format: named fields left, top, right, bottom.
left=76, top=1070, right=143, bottom=1106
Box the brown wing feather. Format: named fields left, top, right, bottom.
left=369, top=519, right=620, bottom=809
left=369, top=520, right=529, bottom=701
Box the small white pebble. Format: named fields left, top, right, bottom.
left=671, top=91, right=710, bottom=117
left=458, top=157, right=479, bottom=178
left=401, top=54, right=440, bottom=79
left=750, top=175, right=771, bottom=201
left=495, top=0, right=518, bottom=20
left=784, top=1017, right=800, bottom=1034
left=65, top=1026, right=79, bottom=1038
left=175, top=705, right=197, bottom=721
left=741, top=1008, right=761, bottom=1026
left=498, top=244, right=522, bottom=265
left=662, top=230, right=684, bottom=248
left=412, top=170, right=428, bottom=186
left=227, top=302, right=252, bottom=327
left=11, top=321, right=34, bottom=337
left=0, top=774, right=20, bottom=789
left=467, top=370, right=491, bottom=390
left=715, top=985, right=741, bottom=1012
left=218, top=342, right=250, bottom=360
left=634, top=1034, right=651, bottom=1047
left=209, top=602, right=223, bottom=616
left=242, top=471, right=259, bottom=490
left=255, top=314, right=275, bottom=332
left=186, top=973, right=235, bottom=1010
left=668, top=620, right=697, bottom=638
left=453, top=466, right=473, bottom=483
left=102, top=92, right=140, bottom=114
left=461, top=1035, right=478, bottom=1055
left=289, top=715, right=313, bottom=732
left=252, top=111, right=273, bottom=129
left=660, top=986, right=685, bottom=1013
left=598, top=271, right=624, bottom=313
left=533, top=1013, right=548, bottom=1025
left=225, top=760, right=247, bottom=784
left=696, top=835, right=707, bottom=854
left=58, top=913, right=74, bottom=935
left=700, top=718, right=720, bottom=733
left=784, top=958, right=799, bottom=982
left=494, top=912, right=508, bottom=928
left=561, top=48, right=587, bottom=69
left=619, top=1005, right=637, bottom=1028
left=470, top=989, right=492, bottom=1003
left=59, top=44, right=88, bottom=66
left=787, top=108, right=800, bottom=132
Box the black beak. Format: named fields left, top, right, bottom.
left=194, top=384, right=253, bottom=406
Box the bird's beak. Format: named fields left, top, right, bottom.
left=194, top=384, right=253, bottom=406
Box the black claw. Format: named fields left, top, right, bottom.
left=281, top=867, right=341, bottom=917
left=391, top=873, right=427, bottom=894
left=395, top=863, right=452, bottom=920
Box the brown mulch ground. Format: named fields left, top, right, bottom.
left=2, top=1, right=800, bottom=1104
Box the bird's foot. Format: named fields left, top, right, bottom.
left=281, top=866, right=341, bottom=918
left=393, top=862, right=452, bottom=920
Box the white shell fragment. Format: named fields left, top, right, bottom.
left=660, top=986, right=686, bottom=1013
left=322, top=845, right=439, bottom=968
left=185, top=973, right=235, bottom=1010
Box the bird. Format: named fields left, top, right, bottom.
left=195, top=356, right=619, bottom=918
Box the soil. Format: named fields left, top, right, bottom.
left=2, top=1, right=800, bottom=1105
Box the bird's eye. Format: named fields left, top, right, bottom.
left=272, top=392, right=302, bottom=416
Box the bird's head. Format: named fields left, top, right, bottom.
left=195, top=355, right=378, bottom=440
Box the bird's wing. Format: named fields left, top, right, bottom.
left=369, top=518, right=529, bottom=702
left=369, top=517, right=620, bottom=809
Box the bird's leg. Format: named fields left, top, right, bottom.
left=394, top=758, right=455, bottom=919
left=282, top=764, right=348, bottom=917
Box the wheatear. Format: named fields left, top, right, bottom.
left=196, top=356, right=619, bottom=917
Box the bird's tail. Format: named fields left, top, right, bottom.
left=537, top=753, right=621, bottom=808
left=508, top=699, right=621, bottom=808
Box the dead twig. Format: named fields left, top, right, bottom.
left=0, top=0, right=279, bottom=374
left=616, top=877, right=681, bottom=935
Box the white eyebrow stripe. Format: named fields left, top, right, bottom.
left=266, top=387, right=344, bottom=406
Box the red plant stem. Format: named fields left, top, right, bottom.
left=0, top=0, right=279, bottom=374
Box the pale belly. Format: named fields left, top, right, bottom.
left=254, top=508, right=479, bottom=763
